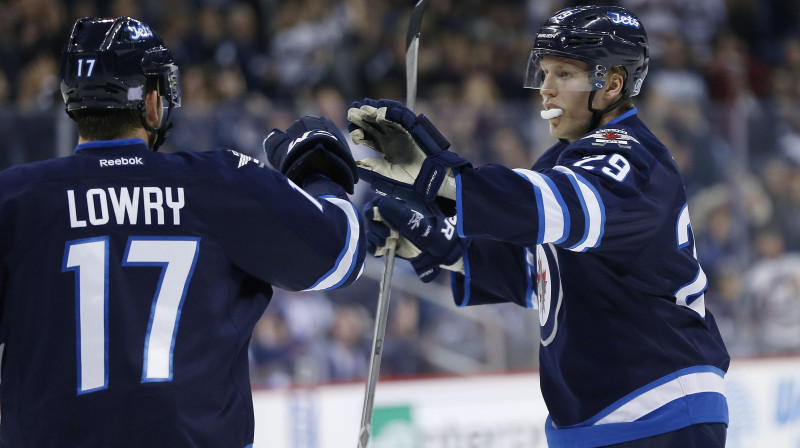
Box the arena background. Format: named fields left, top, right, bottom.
left=2, top=0, right=799, bottom=446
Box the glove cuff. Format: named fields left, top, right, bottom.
left=408, top=114, right=451, bottom=153
left=413, top=151, right=470, bottom=215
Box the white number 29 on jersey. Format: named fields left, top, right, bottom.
left=573, top=153, right=631, bottom=182
left=674, top=205, right=707, bottom=317
left=63, top=236, right=200, bottom=394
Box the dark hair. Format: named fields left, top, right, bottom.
left=72, top=77, right=158, bottom=141
left=72, top=109, right=143, bottom=141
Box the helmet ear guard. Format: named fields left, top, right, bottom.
left=142, top=46, right=181, bottom=109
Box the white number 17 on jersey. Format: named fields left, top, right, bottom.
left=63, top=236, right=200, bottom=394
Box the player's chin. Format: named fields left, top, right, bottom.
left=548, top=121, right=564, bottom=139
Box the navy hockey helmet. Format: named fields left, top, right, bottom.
left=60, top=17, right=181, bottom=148
left=525, top=6, right=649, bottom=97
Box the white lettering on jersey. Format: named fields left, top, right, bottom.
left=67, top=187, right=185, bottom=228
left=98, top=157, right=144, bottom=167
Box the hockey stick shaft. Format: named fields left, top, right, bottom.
left=357, top=241, right=396, bottom=448
left=357, top=1, right=427, bottom=447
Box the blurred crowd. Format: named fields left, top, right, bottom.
left=2, top=0, right=799, bottom=387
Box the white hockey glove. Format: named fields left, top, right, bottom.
left=348, top=98, right=470, bottom=216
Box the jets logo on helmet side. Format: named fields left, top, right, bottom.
left=607, top=12, right=640, bottom=29
left=126, top=24, right=154, bottom=40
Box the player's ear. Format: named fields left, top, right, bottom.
left=144, top=89, right=161, bottom=128
left=603, top=72, right=625, bottom=102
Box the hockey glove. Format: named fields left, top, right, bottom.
left=364, top=195, right=465, bottom=283
left=263, top=116, right=358, bottom=194
left=348, top=98, right=471, bottom=216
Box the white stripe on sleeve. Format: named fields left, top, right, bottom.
left=554, top=166, right=604, bottom=251
left=514, top=169, right=567, bottom=244
left=304, top=197, right=361, bottom=290
left=287, top=178, right=323, bottom=212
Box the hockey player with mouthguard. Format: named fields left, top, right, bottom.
left=351, top=5, right=730, bottom=448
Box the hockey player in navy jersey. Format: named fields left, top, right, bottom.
left=0, top=17, right=365, bottom=447
left=350, top=5, right=729, bottom=448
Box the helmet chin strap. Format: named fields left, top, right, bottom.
left=586, top=90, right=627, bottom=133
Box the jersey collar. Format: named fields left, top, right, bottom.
left=607, top=107, right=638, bottom=125
left=74, top=138, right=150, bottom=154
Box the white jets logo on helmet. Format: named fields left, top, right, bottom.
left=607, top=12, right=640, bottom=28
left=127, top=24, right=154, bottom=40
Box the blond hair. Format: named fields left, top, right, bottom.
left=610, top=66, right=635, bottom=110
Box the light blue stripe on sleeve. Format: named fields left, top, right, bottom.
left=454, top=249, right=472, bottom=307
left=525, top=247, right=536, bottom=309
left=456, top=172, right=466, bottom=238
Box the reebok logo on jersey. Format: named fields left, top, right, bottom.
left=99, top=157, right=143, bottom=167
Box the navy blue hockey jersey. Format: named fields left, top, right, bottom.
left=449, top=109, right=729, bottom=447
left=0, top=138, right=365, bottom=447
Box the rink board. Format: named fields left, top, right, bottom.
left=252, top=357, right=800, bottom=447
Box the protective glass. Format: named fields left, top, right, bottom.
left=523, top=50, right=604, bottom=92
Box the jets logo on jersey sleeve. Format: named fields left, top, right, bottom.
left=581, top=128, right=640, bottom=148
left=527, top=244, right=563, bottom=346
